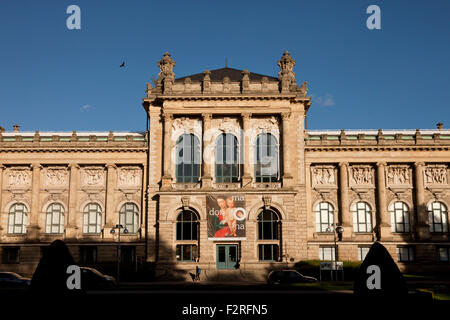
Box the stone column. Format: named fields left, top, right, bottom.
left=241, top=113, right=252, bottom=188
left=30, top=163, right=42, bottom=238
left=105, top=164, right=117, bottom=233
left=414, top=162, right=431, bottom=240
left=162, top=113, right=173, bottom=189
left=338, top=162, right=352, bottom=239
left=281, top=112, right=293, bottom=187
left=66, top=164, right=79, bottom=238
left=376, top=162, right=391, bottom=240
left=202, top=113, right=213, bottom=189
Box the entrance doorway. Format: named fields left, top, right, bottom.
left=216, top=244, right=238, bottom=269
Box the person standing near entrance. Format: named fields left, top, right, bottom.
left=195, top=265, right=201, bottom=281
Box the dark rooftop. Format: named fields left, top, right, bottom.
left=175, top=67, right=279, bottom=82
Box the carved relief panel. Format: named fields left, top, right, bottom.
left=118, top=166, right=142, bottom=189
left=311, top=165, right=337, bottom=189
left=44, top=167, right=69, bottom=189
left=171, top=117, right=202, bottom=138
left=349, top=165, right=374, bottom=189
left=81, top=166, right=105, bottom=188
left=7, top=167, right=31, bottom=190
left=386, top=165, right=412, bottom=189
left=424, top=164, right=448, bottom=187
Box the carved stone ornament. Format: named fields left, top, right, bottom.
left=44, top=167, right=69, bottom=188
left=277, top=51, right=296, bottom=83
left=424, top=164, right=448, bottom=186
left=349, top=165, right=374, bottom=188
left=386, top=165, right=412, bottom=187
left=181, top=196, right=190, bottom=210
left=311, top=165, right=337, bottom=188
left=118, top=167, right=141, bottom=187
left=254, top=117, right=279, bottom=132
left=81, top=167, right=105, bottom=187
left=172, top=117, right=202, bottom=135
left=157, top=52, right=176, bottom=81
left=217, top=117, right=239, bottom=133
left=7, top=168, right=31, bottom=189
left=262, top=195, right=272, bottom=210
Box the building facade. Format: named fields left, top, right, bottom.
left=1, top=51, right=449, bottom=279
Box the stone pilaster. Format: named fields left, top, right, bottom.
left=202, top=113, right=213, bottom=189
left=105, top=164, right=117, bottom=231
left=338, top=162, right=352, bottom=239
left=376, top=162, right=391, bottom=240
left=162, top=113, right=173, bottom=189
left=241, top=113, right=252, bottom=188
left=414, top=162, right=431, bottom=240
left=66, top=164, right=79, bottom=238
left=29, top=163, right=42, bottom=238
left=281, top=112, right=293, bottom=187
left=0, top=165, right=3, bottom=234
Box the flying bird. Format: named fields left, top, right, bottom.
left=120, top=61, right=125, bottom=68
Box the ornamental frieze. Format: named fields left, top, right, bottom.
left=424, top=164, right=448, bottom=186
left=44, top=167, right=69, bottom=188
left=81, top=167, right=105, bottom=188
left=349, top=165, right=374, bottom=188
left=118, top=166, right=142, bottom=187
left=386, top=165, right=412, bottom=187
left=7, top=168, right=31, bottom=188
left=311, top=165, right=337, bottom=188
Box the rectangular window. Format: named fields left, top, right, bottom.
left=2, top=247, right=20, bottom=264
left=79, top=246, right=97, bottom=265
left=358, top=246, right=370, bottom=261
left=258, top=244, right=279, bottom=261
left=176, top=245, right=198, bottom=262
left=319, top=246, right=336, bottom=261
left=438, top=247, right=450, bottom=262
left=121, top=246, right=136, bottom=264
left=397, top=246, right=415, bottom=262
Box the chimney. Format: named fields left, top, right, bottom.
left=437, top=122, right=443, bottom=131
left=13, top=124, right=20, bottom=132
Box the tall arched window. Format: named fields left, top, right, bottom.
left=119, top=202, right=139, bottom=234
left=215, top=133, right=239, bottom=183
left=255, top=133, right=279, bottom=182
left=428, top=201, right=448, bottom=233
left=315, top=202, right=334, bottom=233
left=46, top=203, right=65, bottom=234
left=257, top=209, right=281, bottom=261
left=389, top=201, right=410, bottom=233
left=8, top=203, right=28, bottom=234
left=83, top=203, right=102, bottom=234
left=176, top=133, right=200, bottom=183
left=176, top=210, right=199, bottom=262
left=352, top=202, right=372, bottom=233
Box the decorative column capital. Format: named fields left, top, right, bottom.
left=376, top=162, right=387, bottom=168
left=202, top=113, right=212, bottom=122
left=338, top=162, right=349, bottom=168
left=241, top=113, right=252, bottom=122
left=105, top=163, right=117, bottom=170
left=162, top=113, right=173, bottom=122
left=68, top=163, right=80, bottom=170
left=31, top=163, right=42, bottom=170
left=281, top=112, right=291, bottom=120
left=414, top=162, right=425, bottom=168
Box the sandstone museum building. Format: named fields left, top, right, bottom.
left=0, top=52, right=449, bottom=279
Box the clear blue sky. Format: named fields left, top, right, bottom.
left=0, top=0, right=449, bottom=132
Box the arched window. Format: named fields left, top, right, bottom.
left=215, top=133, right=239, bottom=183
left=315, top=202, right=334, bottom=233
left=46, top=203, right=65, bottom=234
left=83, top=203, right=102, bottom=234
left=176, top=210, right=199, bottom=241
left=428, top=201, right=448, bottom=233
left=389, top=201, right=410, bottom=233
left=119, top=203, right=139, bottom=234
left=176, top=133, right=200, bottom=183
left=352, top=202, right=372, bottom=233
left=257, top=209, right=281, bottom=261
left=8, top=203, right=28, bottom=234
left=255, top=133, right=279, bottom=182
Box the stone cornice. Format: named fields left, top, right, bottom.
left=305, top=145, right=450, bottom=152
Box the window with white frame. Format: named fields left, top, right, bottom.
left=438, top=247, right=450, bottom=262
left=8, top=203, right=28, bottom=234
left=83, top=203, right=102, bottom=234
left=428, top=201, right=448, bottom=233
left=215, top=133, right=239, bottom=183
left=45, top=203, right=65, bottom=234
left=397, top=246, right=415, bottom=262
left=352, top=202, right=373, bottom=233
left=358, top=246, right=370, bottom=261
left=319, top=246, right=336, bottom=261
left=175, top=133, right=201, bottom=183
left=119, top=202, right=139, bottom=234
left=389, top=201, right=410, bottom=233
left=315, top=202, right=334, bottom=233
left=255, top=133, right=279, bottom=182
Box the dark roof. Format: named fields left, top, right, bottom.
left=175, top=67, right=278, bottom=82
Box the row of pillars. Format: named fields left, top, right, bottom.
left=161, top=112, right=294, bottom=188
left=336, top=162, right=430, bottom=240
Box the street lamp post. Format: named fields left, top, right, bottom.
left=110, top=224, right=128, bottom=284
left=326, top=223, right=344, bottom=281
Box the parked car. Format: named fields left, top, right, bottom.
left=267, top=270, right=317, bottom=285
left=0, top=272, right=31, bottom=288
left=80, top=267, right=117, bottom=290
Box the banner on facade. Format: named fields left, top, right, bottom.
left=207, top=194, right=246, bottom=240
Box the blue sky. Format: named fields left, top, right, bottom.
left=0, top=0, right=449, bottom=132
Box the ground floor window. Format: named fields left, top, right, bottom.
left=358, top=246, right=370, bottom=261
left=397, top=246, right=415, bottom=262
left=319, top=246, right=336, bottom=261
left=258, top=244, right=279, bottom=261
left=2, top=247, right=20, bottom=264
left=121, top=246, right=136, bottom=264
left=79, top=246, right=97, bottom=265
left=176, top=244, right=198, bottom=262
left=438, top=247, right=450, bottom=262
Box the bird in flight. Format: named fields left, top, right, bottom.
left=120, top=61, right=125, bottom=68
